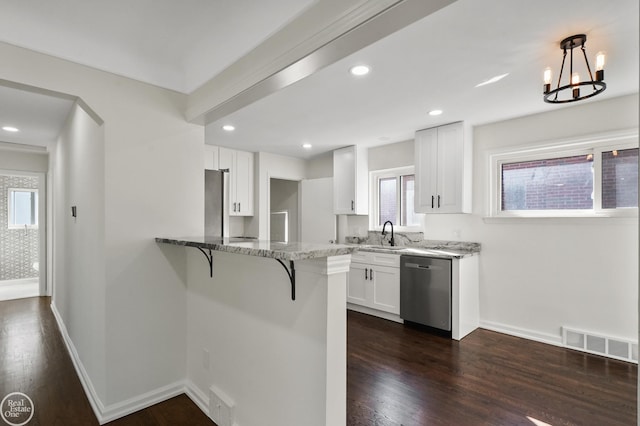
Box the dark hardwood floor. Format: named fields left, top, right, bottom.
left=1, top=297, right=636, bottom=425
left=347, top=311, right=637, bottom=426
left=0, top=297, right=213, bottom=426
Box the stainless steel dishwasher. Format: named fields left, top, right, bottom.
left=400, top=255, right=452, bottom=331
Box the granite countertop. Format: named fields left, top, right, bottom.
left=156, top=237, right=357, bottom=261
left=346, top=232, right=481, bottom=259
left=354, top=244, right=476, bottom=259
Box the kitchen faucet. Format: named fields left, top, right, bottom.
left=382, top=221, right=395, bottom=247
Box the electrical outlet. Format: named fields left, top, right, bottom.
left=209, top=385, right=234, bottom=426
left=203, top=349, right=210, bottom=371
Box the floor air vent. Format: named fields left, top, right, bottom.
left=562, top=327, right=638, bottom=364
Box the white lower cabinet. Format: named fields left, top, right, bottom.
left=347, top=252, right=401, bottom=321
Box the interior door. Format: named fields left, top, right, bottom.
left=300, top=177, right=336, bottom=244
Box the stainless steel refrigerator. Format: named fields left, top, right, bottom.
left=205, top=169, right=230, bottom=239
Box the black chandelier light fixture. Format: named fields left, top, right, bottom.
left=543, top=34, right=606, bottom=103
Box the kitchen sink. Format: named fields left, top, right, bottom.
left=357, top=245, right=464, bottom=257
left=402, top=248, right=460, bottom=257
left=358, top=245, right=404, bottom=251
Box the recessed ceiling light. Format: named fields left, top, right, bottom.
left=428, top=110, right=443, bottom=116
left=349, top=65, right=370, bottom=76
left=475, top=73, right=509, bottom=87
left=222, top=124, right=235, bottom=132
left=2, top=126, right=19, bottom=132
left=302, top=143, right=312, bottom=149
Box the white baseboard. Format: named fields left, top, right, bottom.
left=347, top=303, right=403, bottom=324
left=479, top=319, right=563, bottom=347
left=50, top=302, right=193, bottom=424
left=100, top=381, right=186, bottom=424
left=184, top=380, right=210, bottom=416
left=50, top=302, right=106, bottom=422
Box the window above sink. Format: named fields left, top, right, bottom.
left=369, top=166, right=424, bottom=232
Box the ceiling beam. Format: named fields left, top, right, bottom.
left=186, top=0, right=456, bottom=125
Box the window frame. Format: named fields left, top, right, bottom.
left=369, top=166, right=422, bottom=231
left=489, top=131, right=638, bottom=218
left=8, top=187, right=39, bottom=229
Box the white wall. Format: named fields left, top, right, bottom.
left=52, top=102, right=107, bottom=401
left=306, top=151, right=333, bottom=179
left=344, top=94, right=639, bottom=343
left=186, top=249, right=348, bottom=426
left=0, top=40, right=204, bottom=418
left=454, top=94, right=639, bottom=343
left=368, top=139, right=413, bottom=170
left=0, top=149, right=48, bottom=172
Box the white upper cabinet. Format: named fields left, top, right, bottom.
left=219, top=147, right=254, bottom=216
left=204, top=145, right=219, bottom=170
left=415, top=122, right=472, bottom=213
left=333, top=145, right=368, bottom=215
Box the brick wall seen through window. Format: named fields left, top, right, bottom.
left=501, top=154, right=594, bottom=211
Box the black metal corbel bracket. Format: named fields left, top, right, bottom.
left=192, top=247, right=295, bottom=301
left=275, top=259, right=296, bottom=301
left=196, top=247, right=214, bottom=277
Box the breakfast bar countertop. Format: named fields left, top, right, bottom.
left=155, top=237, right=357, bottom=261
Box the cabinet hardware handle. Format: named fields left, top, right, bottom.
left=431, top=195, right=434, bottom=209
left=369, top=268, right=373, bottom=280
left=351, top=200, right=354, bottom=211
left=365, top=268, right=368, bottom=280
left=233, top=202, right=237, bottom=212
left=437, top=195, right=441, bottom=208
left=238, top=202, right=241, bottom=212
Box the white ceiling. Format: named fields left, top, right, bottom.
left=0, top=85, right=75, bottom=147
left=0, top=0, right=638, bottom=159
left=0, top=0, right=316, bottom=93
left=206, top=0, right=639, bottom=159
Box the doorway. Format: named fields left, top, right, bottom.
left=269, top=178, right=299, bottom=243
left=0, top=171, right=46, bottom=301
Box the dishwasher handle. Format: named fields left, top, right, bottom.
left=404, top=262, right=439, bottom=270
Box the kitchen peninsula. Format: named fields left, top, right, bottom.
left=156, top=237, right=357, bottom=426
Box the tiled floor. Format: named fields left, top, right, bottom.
left=0, top=279, right=39, bottom=301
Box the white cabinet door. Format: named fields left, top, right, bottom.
left=218, top=147, right=233, bottom=171
left=204, top=145, right=219, bottom=170
left=370, top=265, right=400, bottom=314
left=415, top=122, right=471, bottom=214
left=234, top=150, right=253, bottom=216
left=415, top=128, right=438, bottom=212
left=333, top=146, right=356, bottom=214
left=333, top=145, right=368, bottom=215
left=436, top=123, right=464, bottom=213
left=218, top=147, right=254, bottom=216
left=347, top=263, right=369, bottom=306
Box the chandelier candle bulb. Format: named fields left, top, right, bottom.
left=543, top=67, right=552, bottom=93
left=571, top=73, right=580, bottom=99
left=596, top=52, right=605, bottom=81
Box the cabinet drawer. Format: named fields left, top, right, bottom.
left=351, top=251, right=400, bottom=268
left=351, top=252, right=369, bottom=263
